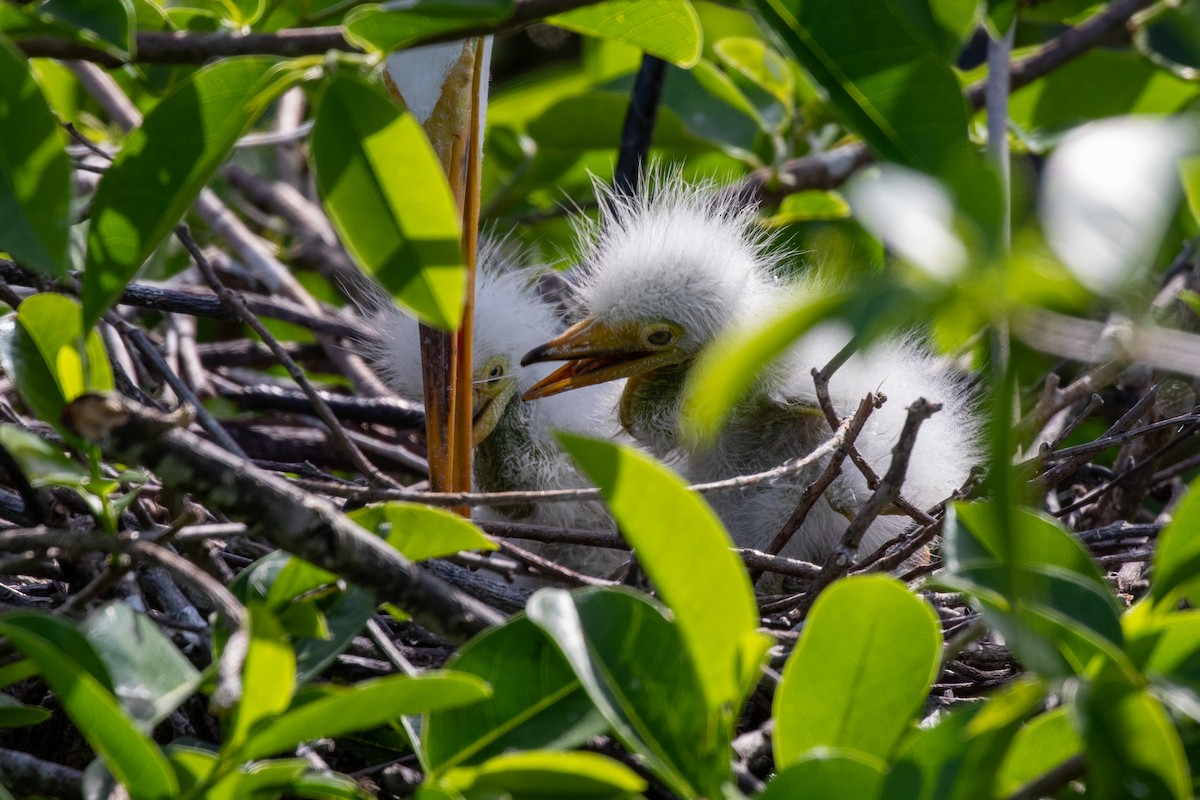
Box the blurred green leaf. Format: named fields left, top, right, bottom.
left=345, top=2, right=512, bottom=54
left=995, top=707, right=1082, bottom=798
left=441, top=750, right=646, bottom=799
left=752, top=0, right=974, bottom=176
left=1181, top=156, right=1200, bottom=226
left=0, top=424, right=89, bottom=486
left=529, top=588, right=728, bottom=799
left=225, top=603, right=295, bottom=758
left=241, top=671, right=491, bottom=760
left=84, top=57, right=303, bottom=328
left=764, top=191, right=851, bottom=223
left=1082, top=673, right=1191, bottom=800
left=424, top=616, right=606, bottom=773
left=0, top=694, right=50, bottom=729
left=82, top=601, right=202, bottom=730
left=757, top=752, right=885, bottom=799
left=1127, top=607, right=1200, bottom=688
left=1006, top=50, right=1200, bottom=146
left=557, top=434, right=771, bottom=714
left=774, top=576, right=940, bottom=766
left=0, top=612, right=177, bottom=800
left=349, top=502, right=497, bottom=561
left=550, top=1, right=702, bottom=68
left=942, top=501, right=1125, bottom=677
left=0, top=37, right=71, bottom=280
left=1152, top=475, right=1200, bottom=607
left=312, top=69, right=465, bottom=330
left=38, top=0, right=134, bottom=54
left=714, top=37, right=793, bottom=109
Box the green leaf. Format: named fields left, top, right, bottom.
left=995, top=708, right=1082, bottom=798
left=0, top=36, right=71, bottom=279
left=941, top=501, right=1125, bottom=678
left=0, top=694, right=51, bottom=728
left=349, top=502, right=497, bottom=561
left=241, top=671, right=491, bottom=760
left=225, top=603, right=295, bottom=758
left=1131, top=610, right=1200, bottom=687
left=1006, top=50, right=1200, bottom=146
left=0, top=612, right=177, bottom=800
left=81, top=601, right=202, bottom=730
left=1153, top=474, right=1200, bottom=607
left=774, top=576, right=940, bottom=766
left=344, top=2, right=513, bottom=54
left=424, top=615, right=606, bottom=773
left=311, top=69, right=465, bottom=330
left=1081, top=674, right=1191, bottom=800
left=1181, top=156, right=1200, bottom=227
left=84, top=57, right=303, bottom=329
left=714, top=36, right=793, bottom=114
left=751, top=0, right=974, bottom=176
left=897, top=0, right=980, bottom=60
left=764, top=191, right=851, bottom=223
left=556, top=434, right=771, bottom=714
left=37, top=0, right=134, bottom=55
left=757, top=752, right=885, bottom=800
left=0, top=424, right=89, bottom=486
left=550, top=1, right=702, bottom=68
left=442, top=751, right=646, bottom=799
left=529, top=588, right=729, bottom=799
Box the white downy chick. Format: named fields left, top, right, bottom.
left=521, top=178, right=982, bottom=565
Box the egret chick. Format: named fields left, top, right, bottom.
left=366, top=242, right=628, bottom=578
left=521, top=180, right=981, bottom=564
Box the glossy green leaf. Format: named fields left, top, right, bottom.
left=0, top=694, right=51, bottom=728
left=38, top=0, right=134, bottom=54
left=764, top=191, right=851, bottom=223
left=714, top=37, right=793, bottom=110
left=995, top=708, right=1082, bottom=798
left=774, top=576, right=940, bottom=766
left=550, top=1, right=702, bottom=68
left=241, top=671, right=491, bottom=760
left=84, top=57, right=302, bottom=328
left=528, top=588, right=728, bottom=798
left=758, top=751, right=885, bottom=800
left=18, top=293, right=114, bottom=399
left=225, top=603, right=295, bottom=757
left=752, top=0, right=974, bottom=176
left=882, top=704, right=977, bottom=800
left=556, top=434, right=771, bottom=713
left=0, top=37, right=71, bottom=279
left=82, top=601, right=201, bottom=730
left=443, top=750, right=646, bottom=799
left=942, top=501, right=1125, bottom=677
left=345, top=2, right=512, bottom=53
left=349, top=502, right=497, bottom=561
left=1082, top=674, right=1191, bottom=800
left=0, top=612, right=177, bottom=800
left=424, top=615, right=606, bottom=773
left=312, top=70, right=465, bottom=330
left=279, top=771, right=370, bottom=800
left=0, top=658, right=37, bottom=689
left=1181, top=156, right=1200, bottom=226
left=1153, top=474, right=1200, bottom=606
left=1127, top=608, right=1200, bottom=687
left=898, top=0, right=980, bottom=60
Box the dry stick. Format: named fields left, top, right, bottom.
left=1015, top=357, right=1126, bottom=442
left=0, top=747, right=83, bottom=800
left=494, top=539, right=616, bottom=587
left=793, top=399, right=940, bottom=618
left=1036, top=384, right=1163, bottom=488
left=1006, top=755, right=1086, bottom=800
left=62, top=393, right=504, bottom=640
left=748, top=393, right=877, bottom=585
left=106, top=313, right=248, bottom=457
left=176, top=225, right=399, bottom=488
left=812, top=347, right=936, bottom=525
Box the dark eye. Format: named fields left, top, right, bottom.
left=646, top=328, right=674, bottom=346
left=489, top=362, right=504, bottom=379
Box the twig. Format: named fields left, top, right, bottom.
left=0, top=747, right=83, bottom=800
left=613, top=53, right=666, bottom=198
left=61, top=393, right=505, bottom=641
left=176, top=225, right=398, bottom=488
left=1005, top=755, right=1086, bottom=800
left=794, top=399, right=940, bottom=617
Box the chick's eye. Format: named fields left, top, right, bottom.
left=489, top=363, right=504, bottom=379
left=646, top=328, right=674, bottom=347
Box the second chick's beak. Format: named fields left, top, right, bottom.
left=521, top=317, right=670, bottom=400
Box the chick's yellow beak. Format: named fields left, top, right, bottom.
left=521, top=317, right=667, bottom=401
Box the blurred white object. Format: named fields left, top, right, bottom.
left=1041, top=116, right=1195, bottom=295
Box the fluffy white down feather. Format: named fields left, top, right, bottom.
left=363, top=242, right=629, bottom=577
left=573, top=178, right=983, bottom=563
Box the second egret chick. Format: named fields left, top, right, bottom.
left=521, top=180, right=982, bottom=565
left=365, top=242, right=628, bottom=579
